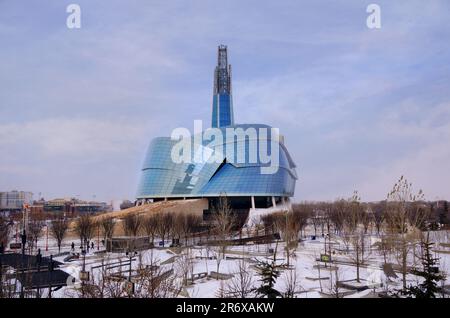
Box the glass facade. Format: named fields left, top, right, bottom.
left=212, top=94, right=234, bottom=128
left=136, top=45, right=298, bottom=200
left=0, top=190, right=33, bottom=210
left=136, top=124, right=297, bottom=199
left=211, top=45, right=234, bottom=128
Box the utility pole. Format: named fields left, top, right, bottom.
left=20, top=229, right=26, bottom=298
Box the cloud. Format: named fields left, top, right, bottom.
left=0, top=118, right=153, bottom=200
left=355, top=101, right=450, bottom=200
left=0, top=118, right=147, bottom=158
left=1, top=0, right=449, bottom=201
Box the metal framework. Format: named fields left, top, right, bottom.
left=214, top=45, right=232, bottom=95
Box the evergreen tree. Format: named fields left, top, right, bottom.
left=254, top=252, right=285, bottom=298
left=404, top=234, right=445, bottom=298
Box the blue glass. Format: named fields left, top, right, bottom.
left=136, top=124, right=297, bottom=199
left=212, top=94, right=233, bottom=128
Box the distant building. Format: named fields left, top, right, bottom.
left=30, top=198, right=112, bottom=216
left=120, top=200, right=134, bottom=210
left=0, top=190, right=33, bottom=212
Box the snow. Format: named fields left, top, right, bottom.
left=4, top=228, right=450, bottom=298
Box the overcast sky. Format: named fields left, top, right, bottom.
left=1, top=0, right=449, bottom=203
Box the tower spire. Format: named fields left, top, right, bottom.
left=212, top=45, right=234, bottom=128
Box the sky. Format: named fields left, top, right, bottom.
left=0, top=0, right=449, bottom=203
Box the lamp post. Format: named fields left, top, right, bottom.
left=82, top=249, right=86, bottom=274
left=97, top=225, right=100, bottom=251
left=48, top=254, right=53, bottom=298
left=36, top=248, right=42, bottom=298
left=80, top=248, right=87, bottom=297
left=20, top=229, right=26, bottom=298
left=45, top=222, right=49, bottom=252
left=126, top=250, right=137, bottom=297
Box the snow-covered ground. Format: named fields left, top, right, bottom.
left=5, top=229, right=450, bottom=298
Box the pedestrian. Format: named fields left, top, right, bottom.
left=91, top=241, right=94, bottom=250
left=36, top=248, right=42, bottom=266
left=71, top=242, right=75, bottom=252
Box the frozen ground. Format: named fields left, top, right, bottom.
left=6, top=229, right=450, bottom=298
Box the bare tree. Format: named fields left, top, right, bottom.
left=142, top=215, right=158, bottom=247
left=224, top=258, right=255, bottom=298
left=273, top=211, right=297, bottom=266
left=377, top=235, right=393, bottom=266
left=157, top=213, right=173, bottom=247
left=311, top=214, right=322, bottom=237
left=385, top=176, right=429, bottom=290
left=74, top=214, right=95, bottom=249
left=170, top=214, right=184, bottom=245
left=28, top=219, right=44, bottom=253
left=370, top=201, right=386, bottom=235
left=134, top=253, right=183, bottom=298
left=282, top=268, right=302, bottom=298
left=360, top=203, right=373, bottom=234
left=349, top=232, right=371, bottom=283
left=178, top=214, right=201, bottom=246
left=327, top=267, right=343, bottom=298
left=342, top=191, right=371, bottom=282
left=75, top=252, right=183, bottom=298
left=211, top=196, right=235, bottom=277
left=50, top=218, right=69, bottom=253
left=122, top=214, right=142, bottom=237
left=100, top=217, right=115, bottom=244
left=330, top=199, right=346, bottom=235
left=186, top=214, right=201, bottom=246
left=175, top=248, right=195, bottom=286
left=122, top=214, right=142, bottom=252
left=291, top=203, right=312, bottom=239
left=261, top=213, right=276, bottom=235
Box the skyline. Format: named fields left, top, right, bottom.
left=1, top=1, right=450, bottom=202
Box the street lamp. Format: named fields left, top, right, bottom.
left=36, top=248, right=42, bottom=298
left=45, top=222, right=49, bottom=252
left=19, top=229, right=26, bottom=298
left=79, top=248, right=89, bottom=297
left=125, top=250, right=137, bottom=297
left=97, top=224, right=100, bottom=251
left=21, top=229, right=27, bottom=256
left=47, top=254, right=54, bottom=298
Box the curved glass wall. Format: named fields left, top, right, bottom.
left=136, top=124, right=297, bottom=199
